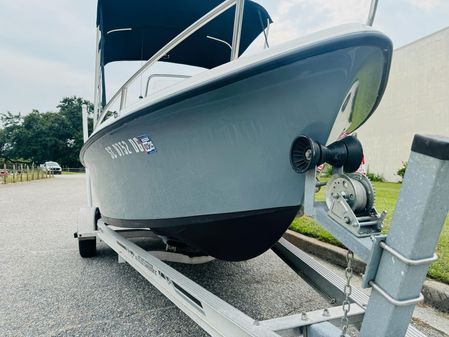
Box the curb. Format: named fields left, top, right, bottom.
left=283, top=230, right=449, bottom=313
left=422, top=280, right=449, bottom=313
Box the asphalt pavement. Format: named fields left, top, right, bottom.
left=0, top=175, right=446, bottom=337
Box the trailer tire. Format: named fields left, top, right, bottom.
left=79, top=238, right=96, bottom=258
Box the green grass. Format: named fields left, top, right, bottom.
left=290, top=181, right=449, bottom=284
left=61, top=171, right=84, bottom=175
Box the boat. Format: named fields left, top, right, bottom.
left=81, top=0, right=392, bottom=261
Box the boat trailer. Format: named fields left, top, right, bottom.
left=76, top=132, right=449, bottom=337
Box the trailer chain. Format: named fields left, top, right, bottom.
left=340, top=250, right=354, bottom=336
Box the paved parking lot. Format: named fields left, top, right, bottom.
left=0, top=175, right=446, bottom=336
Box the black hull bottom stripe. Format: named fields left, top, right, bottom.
left=102, top=206, right=300, bottom=261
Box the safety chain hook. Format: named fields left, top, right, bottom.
left=341, top=250, right=354, bottom=336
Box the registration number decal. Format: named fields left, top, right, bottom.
left=104, top=135, right=157, bottom=159
left=137, top=135, right=157, bottom=154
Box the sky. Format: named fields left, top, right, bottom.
left=0, top=0, right=448, bottom=115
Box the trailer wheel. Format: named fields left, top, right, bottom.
left=79, top=238, right=96, bottom=258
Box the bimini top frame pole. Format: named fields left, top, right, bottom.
left=367, top=0, right=379, bottom=26
left=93, top=27, right=101, bottom=128
left=95, top=0, right=245, bottom=128
left=230, top=0, right=245, bottom=60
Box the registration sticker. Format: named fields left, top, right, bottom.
left=137, top=134, right=157, bottom=154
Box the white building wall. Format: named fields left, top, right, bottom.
left=357, top=27, right=449, bottom=182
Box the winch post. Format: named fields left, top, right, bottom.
left=359, top=135, right=449, bottom=337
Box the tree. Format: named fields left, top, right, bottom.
left=0, top=112, right=24, bottom=162
left=0, top=127, right=7, bottom=163
left=0, top=97, right=93, bottom=167
left=15, top=111, right=68, bottom=164
left=56, top=97, right=94, bottom=167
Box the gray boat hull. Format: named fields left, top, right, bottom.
left=82, top=30, right=392, bottom=260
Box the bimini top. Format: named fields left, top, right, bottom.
left=97, top=0, right=272, bottom=69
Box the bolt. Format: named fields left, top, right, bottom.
left=344, top=216, right=351, bottom=224
left=322, top=308, right=330, bottom=317
left=301, top=312, right=308, bottom=321
left=305, top=149, right=312, bottom=161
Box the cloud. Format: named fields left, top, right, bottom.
left=0, top=0, right=95, bottom=65
left=267, top=0, right=372, bottom=45
left=404, top=0, right=443, bottom=11
left=260, top=0, right=448, bottom=48
left=0, top=47, right=92, bottom=114
left=0, top=0, right=96, bottom=113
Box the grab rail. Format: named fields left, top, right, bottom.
left=96, top=0, right=243, bottom=127
left=145, top=74, right=191, bottom=98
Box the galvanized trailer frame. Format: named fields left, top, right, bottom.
left=77, top=0, right=449, bottom=334
left=77, top=131, right=449, bottom=337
